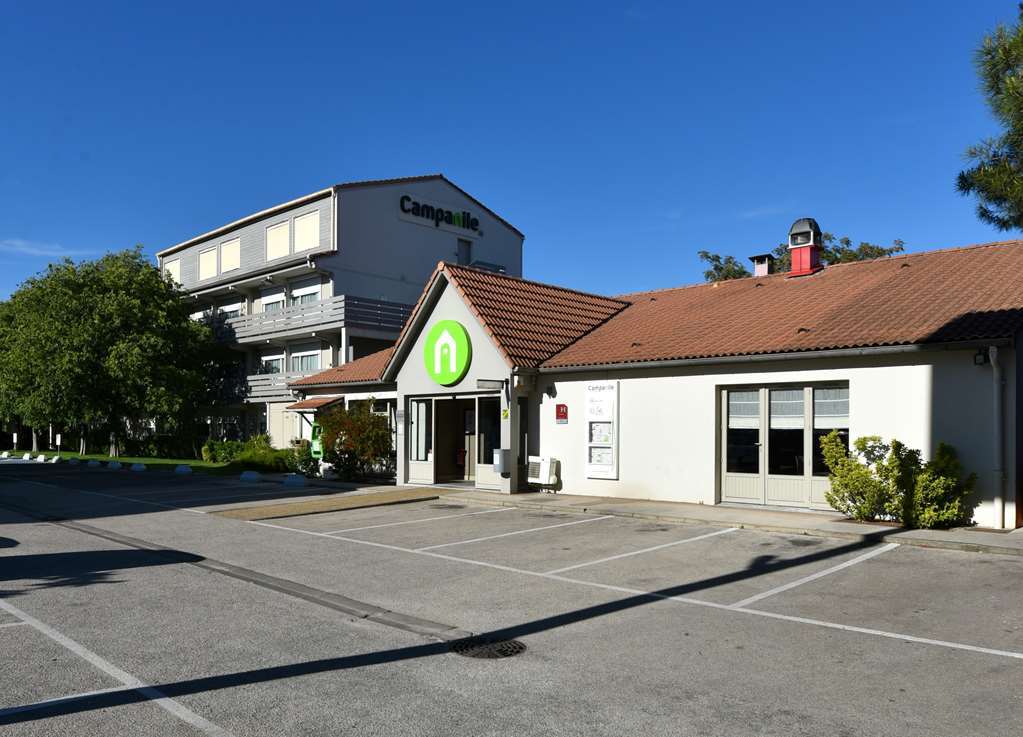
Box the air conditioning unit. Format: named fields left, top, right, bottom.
left=527, top=456, right=559, bottom=486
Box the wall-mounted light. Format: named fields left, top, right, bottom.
left=974, top=349, right=989, bottom=366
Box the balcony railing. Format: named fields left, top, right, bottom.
left=217, top=294, right=412, bottom=343
left=244, top=371, right=315, bottom=403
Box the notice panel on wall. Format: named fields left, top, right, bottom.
left=584, top=380, right=619, bottom=479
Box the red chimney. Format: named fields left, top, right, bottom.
left=787, top=217, right=823, bottom=277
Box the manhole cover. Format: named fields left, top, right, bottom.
left=449, top=637, right=527, bottom=659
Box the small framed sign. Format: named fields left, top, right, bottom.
left=556, top=404, right=568, bottom=424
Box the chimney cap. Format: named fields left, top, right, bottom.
left=788, top=217, right=822, bottom=249
left=748, top=253, right=776, bottom=263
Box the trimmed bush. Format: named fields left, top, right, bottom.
left=820, top=431, right=977, bottom=528
left=291, top=440, right=319, bottom=478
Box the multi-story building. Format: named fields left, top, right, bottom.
left=156, top=174, right=523, bottom=446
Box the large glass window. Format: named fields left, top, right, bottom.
left=289, top=279, right=321, bottom=307
left=768, top=388, right=805, bottom=476
left=477, top=396, right=501, bottom=465
left=260, top=356, right=284, bottom=374
left=409, top=399, right=432, bottom=461
left=813, top=387, right=849, bottom=476
left=726, top=390, right=760, bottom=473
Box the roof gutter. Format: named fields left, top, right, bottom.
left=535, top=340, right=1012, bottom=375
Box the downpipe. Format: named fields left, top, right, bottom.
left=990, top=345, right=1006, bottom=530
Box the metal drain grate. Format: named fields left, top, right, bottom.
left=449, top=637, right=527, bottom=659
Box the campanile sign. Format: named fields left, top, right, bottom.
left=423, top=320, right=472, bottom=386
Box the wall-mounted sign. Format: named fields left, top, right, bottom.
left=399, top=195, right=481, bottom=235
left=423, top=320, right=472, bottom=386
left=556, top=404, right=568, bottom=424
left=584, top=381, right=618, bottom=480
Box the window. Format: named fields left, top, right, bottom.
left=409, top=399, right=432, bottom=461
left=768, top=388, right=805, bottom=476
left=294, top=211, right=320, bottom=252
left=261, top=287, right=285, bottom=314
left=266, top=221, right=289, bottom=261
left=457, top=238, right=472, bottom=265
left=164, top=259, right=181, bottom=284
left=260, top=354, right=284, bottom=374
left=726, top=390, right=760, bottom=474
left=477, top=396, right=501, bottom=465
left=290, top=351, right=321, bottom=373
left=221, top=238, right=240, bottom=272
left=813, top=387, right=849, bottom=476
left=289, top=278, right=320, bottom=307
left=198, top=247, right=217, bottom=281
left=218, top=302, right=242, bottom=320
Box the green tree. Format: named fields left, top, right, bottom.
left=0, top=248, right=218, bottom=455
left=957, top=5, right=1023, bottom=229
left=698, top=250, right=751, bottom=281
left=698, top=233, right=904, bottom=282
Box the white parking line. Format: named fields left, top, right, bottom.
left=544, top=527, right=738, bottom=574
left=728, top=542, right=901, bottom=609
left=0, top=597, right=233, bottom=735
left=323, top=506, right=514, bottom=534
left=416, top=515, right=614, bottom=551
left=250, top=519, right=1023, bottom=662
left=0, top=621, right=29, bottom=629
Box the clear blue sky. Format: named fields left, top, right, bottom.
left=0, top=1, right=1016, bottom=298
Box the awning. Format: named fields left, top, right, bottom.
left=286, top=396, right=344, bottom=412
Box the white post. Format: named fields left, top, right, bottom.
left=991, top=346, right=1006, bottom=529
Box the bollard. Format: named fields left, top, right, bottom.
left=35, top=454, right=46, bottom=463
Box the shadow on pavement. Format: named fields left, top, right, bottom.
left=0, top=528, right=894, bottom=724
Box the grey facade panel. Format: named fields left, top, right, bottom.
left=162, top=194, right=332, bottom=289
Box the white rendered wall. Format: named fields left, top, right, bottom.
left=536, top=350, right=1015, bottom=528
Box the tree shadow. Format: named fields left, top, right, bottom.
left=0, top=529, right=895, bottom=725
left=0, top=549, right=203, bottom=598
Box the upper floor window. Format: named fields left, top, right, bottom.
left=294, top=210, right=320, bottom=252
left=457, top=239, right=472, bottom=265
left=266, top=221, right=290, bottom=261
left=164, top=259, right=181, bottom=284
left=289, top=278, right=320, bottom=307
left=261, top=287, right=285, bottom=314
left=219, top=302, right=242, bottom=320
left=198, top=247, right=217, bottom=281
left=221, top=238, right=241, bottom=272
left=289, top=343, right=321, bottom=373
left=260, top=353, right=284, bottom=374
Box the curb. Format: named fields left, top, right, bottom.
left=452, top=493, right=1023, bottom=558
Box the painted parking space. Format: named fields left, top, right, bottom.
left=750, top=543, right=1023, bottom=651
left=282, top=501, right=517, bottom=533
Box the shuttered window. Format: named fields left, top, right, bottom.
left=221, top=238, right=240, bottom=272
left=198, top=248, right=217, bottom=281
left=294, top=210, right=320, bottom=252
left=266, top=222, right=289, bottom=261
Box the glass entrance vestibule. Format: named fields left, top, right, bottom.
left=406, top=394, right=504, bottom=488
left=720, top=384, right=849, bottom=508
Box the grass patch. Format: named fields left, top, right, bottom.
left=42, top=453, right=226, bottom=473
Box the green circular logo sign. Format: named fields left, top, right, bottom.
left=423, top=320, right=472, bottom=386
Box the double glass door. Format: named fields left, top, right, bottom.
left=721, top=385, right=849, bottom=508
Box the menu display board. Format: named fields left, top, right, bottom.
left=584, top=381, right=618, bottom=479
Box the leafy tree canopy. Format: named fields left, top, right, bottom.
left=0, top=247, right=223, bottom=453
left=697, top=251, right=751, bottom=281
left=957, top=4, right=1023, bottom=230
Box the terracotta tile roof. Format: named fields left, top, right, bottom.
left=543, top=241, right=1023, bottom=369
left=286, top=396, right=344, bottom=411
left=290, top=347, right=395, bottom=388
left=442, top=264, right=630, bottom=368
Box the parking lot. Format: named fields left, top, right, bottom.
left=1, top=461, right=1022, bottom=736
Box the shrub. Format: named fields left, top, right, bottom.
left=318, top=400, right=392, bottom=481
left=820, top=431, right=977, bottom=528
left=291, top=440, right=319, bottom=478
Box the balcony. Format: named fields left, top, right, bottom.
left=244, top=371, right=315, bottom=403
left=217, top=294, right=413, bottom=344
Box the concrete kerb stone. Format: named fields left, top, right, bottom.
left=130, top=463, right=146, bottom=472
left=174, top=464, right=193, bottom=475
left=107, top=461, right=122, bottom=470
left=86, top=460, right=101, bottom=468
left=283, top=474, right=306, bottom=488
left=34, top=455, right=46, bottom=463
left=49, top=456, right=61, bottom=464
left=0, top=452, right=9, bottom=459
left=68, top=458, right=80, bottom=465
left=239, top=470, right=262, bottom=483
